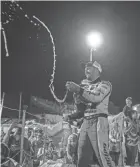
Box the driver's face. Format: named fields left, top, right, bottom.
left=85, top=66, right=95, bottom=79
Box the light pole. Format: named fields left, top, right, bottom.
left=86, top=32, right=103, bottom=62
left=90, top=48, right=95, bottom=62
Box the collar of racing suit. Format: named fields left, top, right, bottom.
left=80, top=77, right=101, bottom=86
left=90, top=77, right=101, bottom=84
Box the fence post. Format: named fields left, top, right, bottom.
left=0, top=92, right=5, bottom=118
left=20, top=105, right=27, bottom=165
left=43, top=117, right=47, bottom=163
left=19, top=92, right=22, bottom=120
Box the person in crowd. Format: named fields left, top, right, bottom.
left=28, top=128, right=35, bottom=144
left=2, top=121, right=33, bottom=164
left=48, top=139, right=55, bottom=151
left=37, top=140, right=50, bottom=166
left=66, top=126, right=78, bottom=165
left=109, top=122, right=121, bottom=166
left=39, top=139, right=54, bottom=161
left=64, top=61, right=115, bottom=167
left=1, top=142, right=21, bottom=167
left=45, top=139, right=56, bottom=160
left=32, top=128, right=44, bottom=167
left=124, top=110, right=140, bottom=167
left=58, top=137, right=66, bottom=157
left=27, top=127, right=33, bottom=139
left=62, top=117, right=73, bottom=151
left=123, top=97, right=133, bottom=119
left=32, top=128, right=44, bottom=152
left=1, top=142, right=10, bottom=167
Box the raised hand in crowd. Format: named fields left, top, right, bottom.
left=2, top=120, right=21, bottom=145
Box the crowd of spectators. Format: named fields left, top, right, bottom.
left=1, top=119, right=79, bottom=167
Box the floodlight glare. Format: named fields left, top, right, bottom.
left=87, top=32, right=103, bottom=49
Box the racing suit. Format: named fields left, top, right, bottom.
left=68, top=77, right=115, bottom=167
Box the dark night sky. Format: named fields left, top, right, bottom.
left=1, top=1, right=140, bottom=108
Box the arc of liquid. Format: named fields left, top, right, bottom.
left=33, top=16, right=68, bottom=103
left=2, top=27, right=9, bottom=57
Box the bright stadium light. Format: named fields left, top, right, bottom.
left=87, top=32, right=103, bottom=49
left=86, top=32, right=103, bottom=61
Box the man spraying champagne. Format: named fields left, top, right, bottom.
left=64, top=61, right=115, bottom=167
